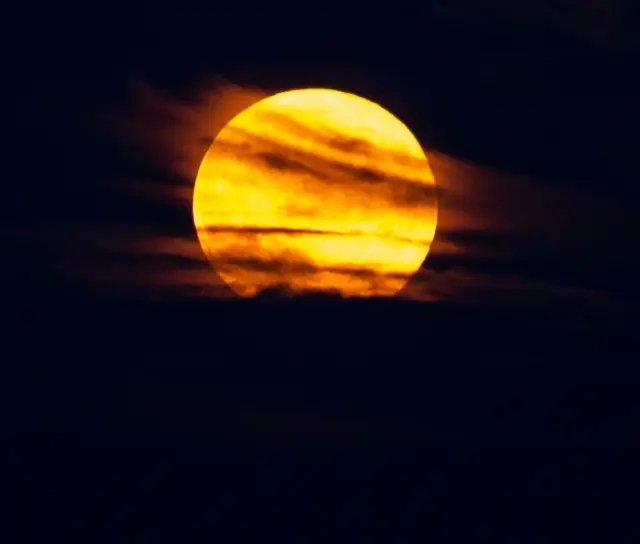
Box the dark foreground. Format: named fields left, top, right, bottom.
left=8, top=296, right=640, bottom=541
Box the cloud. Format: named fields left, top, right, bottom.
left=16, top=76, right=630, bottom=315
left=213, top=122, right=439, bottom=200
left=88, top=77, right=268, bottom=200
left=201, top=225, right=423, bottom=246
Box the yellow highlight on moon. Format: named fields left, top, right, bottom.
left=193, top=88, right=438, bottom=297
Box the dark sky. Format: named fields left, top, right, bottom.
left=6, top=2, right=640, bottom=540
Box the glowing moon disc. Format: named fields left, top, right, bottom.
left=193, top=88, right=438, bottom=297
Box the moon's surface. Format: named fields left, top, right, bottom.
left=193, top=88, right=438, bottom=297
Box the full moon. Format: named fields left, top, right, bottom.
left=193, top=88, right=438, bottom=297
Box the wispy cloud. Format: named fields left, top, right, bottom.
left=14, top=77, right=631, bottom=314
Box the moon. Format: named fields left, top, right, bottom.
left=193, top=88, right=438, bottom=298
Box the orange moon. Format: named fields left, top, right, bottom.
left=193, top=88, right=438, bottom=297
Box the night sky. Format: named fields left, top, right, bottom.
left=6, top=2, right=640, bottom=541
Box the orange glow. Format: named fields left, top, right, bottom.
left=193, top=88, right=438, bottom=297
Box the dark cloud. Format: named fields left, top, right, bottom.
left=351, top=167, right=385, bottom=183
left=250, top=109, right=429, bottom=170
left=16, top=78, right=633, bottom=315
left=201, top=226, right=424, bottom=246
left=215, top=256, right=412, bottom=282
left=327, top=135, right=374, bottom=155
left=437, top=229, right=544, bottom=259
left=209, top=118, right=439, bottom=212
left=252, top=151, right=328, bottom=179
left=91, top=78, right=267, bottom=191
left=248, top=143, right=436, bottom=194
